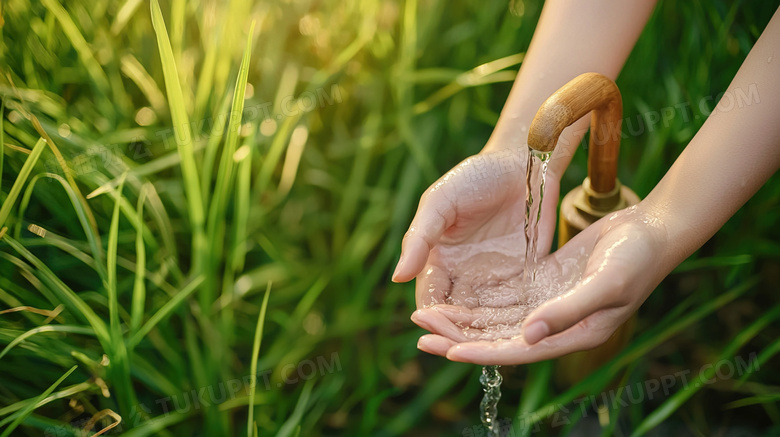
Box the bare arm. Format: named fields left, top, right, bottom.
left=485, top=0, right=658, bottom=177
left=519, top=6, right=780, bottom=349
left=646, top=6, right=780, bottom=272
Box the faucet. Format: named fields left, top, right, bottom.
left=527, top=72, right=639, bottom=385
left=528, top=72, right=640, bottom=244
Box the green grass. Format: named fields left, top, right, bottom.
left=1, top=0, right=779, bottom=436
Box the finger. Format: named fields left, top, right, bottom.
left=411, top=309, right=473, bottom=342
left=417, top=334, right=456, bottom=356
left=519, top=274, right=609, bottom=345
left=392, top=190, right=456, bottom=283
left=444, top=310, right=622, bottom=365
left=432, top=304, right=532, bottom=329
left=413, top=308, right=524, bottom=342
left=414, top=262, right=452, bottom=309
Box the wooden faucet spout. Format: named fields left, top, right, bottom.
left=528, top=72, right=622, bottom=194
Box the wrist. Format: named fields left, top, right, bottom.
left=481, top=113, right=535, bottom=154
left=633, top=199, right=690, bottom=272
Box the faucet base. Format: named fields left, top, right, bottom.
left=558, top=183, right=640, bottom=245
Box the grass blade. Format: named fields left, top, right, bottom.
left=257, top=115, right=301, bottom=193
left=724, top=394, right=780, bottom=410
left=104, top=172, right=137, bottom=415
left=514, top=361, right=553, bottom=437
left=247, top=282, right=272, bottom=437
left=0, top=365, right=77, bottom=436
left=130, top=186, right=148, bottom=336
left=231, top=144, right=252, bottom=273
left=111, top=0, right=144, bottom=35
left=120, top=54, right=168, bottom=114
left=38, top=0, right=113, bottom=119
left=128, top=275, right=205, bottom=348
left=15, top=172, right=108, bottom=285
left=27, top=115, right=100, bottom=238
left=736, top=336, right=780, bottom=385
left=107, top=172, right=128, bottom=339
left=382, top=362, right=472, bottom=435
left=0, top=381, right=95, bottom=417
left=121, top=410, right=190, bottom=437
left=199, top=91, right=231, bottom=201
left=0, top=138, right=46, bottom=230
left=1, top=235, right=110, bottom=345
left=150, top=0, right=206, bottom=274
left=204, top=20, right=255, bottom=310
left=192, top=7, right=220, bottom=123
left=276, top=379, right=314, bottom=437
left=412, top=52, right=524, bottom=114
left=631, top=302, right=780, bottom=436
left=170, top=0, right=186, bottom=72
left=0, top=325, right=94, bottom=361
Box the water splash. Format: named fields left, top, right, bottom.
left=524, top=148, right=552, bottom=284
left=479, top=365, right=503, bottom=436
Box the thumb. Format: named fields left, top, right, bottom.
left=521, top=272, right=621, bottom=344
left=521, top=225, right=656, bottom=344
left=392, top=191, right=456, bottom=282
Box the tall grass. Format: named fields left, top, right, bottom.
left=0, top=0, right=779, bottom=436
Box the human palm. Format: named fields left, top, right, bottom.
left=393, top=147, right=562, bottom=316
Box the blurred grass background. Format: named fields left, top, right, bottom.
left=0, top=0, right=779, bottom=435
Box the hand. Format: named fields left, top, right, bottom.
left=410, top=205, right=669, bottom=366
left=392, top=147, right=562, bottom=310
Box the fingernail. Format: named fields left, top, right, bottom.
left=523, top=321, right=550, bottom=344
left=445, top=346, right=467, bottom=363
left=391, top=257, right=405, bottom=282
left=410, top=310, right=430, bottom=330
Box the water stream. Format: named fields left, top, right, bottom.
left=478, top=147, right=552, bottom=437
left=479, top=365, right=503, bottom=435
left=524, top=149, right=553, bottom=284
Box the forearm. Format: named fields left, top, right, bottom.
left=485, top=0, right=657, bottom=175
left=643, top=8, right=780, bottom=270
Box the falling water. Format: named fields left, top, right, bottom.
left=478, top=147, right=552, bottom=437
left=479, top=365, right=503, bottom=436
left=524, top=148, right=553, bottom=283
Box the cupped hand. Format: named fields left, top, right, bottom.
left=410, top=205, right=670, bottom=366
left=392, top=147, right=561, bottom=310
